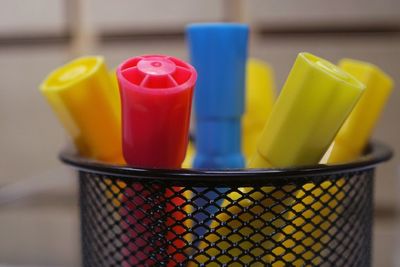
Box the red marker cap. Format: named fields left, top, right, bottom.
left=117, top=55, right=197, bottom=168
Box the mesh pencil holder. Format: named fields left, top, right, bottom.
left=60, top=141, right=392, bottom=267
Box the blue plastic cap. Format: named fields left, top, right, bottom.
left=187, top=23, right=249, bottom=118
left=187, top=23, right=248, bottom=169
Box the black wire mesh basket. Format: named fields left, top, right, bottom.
left=60, top=141, right=392, bottom=267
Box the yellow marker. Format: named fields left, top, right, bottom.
left=41, top=57, right=125, bottom=207
left=40, top=56, right=123, bottom=164
left=182, top=140, right=195, bottom=168
left=181, top=140, right=195, bottom=234
left=242, top=58, right=276, bottom=160
left=286, top=59, right=394, bottom=265
left=191, top=52, right=365, bottom=266
left=330, top=59, right=393, bottom=162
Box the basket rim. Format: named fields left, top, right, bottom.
left=59, top=140, right=392, bottom=183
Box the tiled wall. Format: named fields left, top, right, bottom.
left=0, top=0, right=66, bottom=36
left=91, top=0, right=225, bottom=32
left=246, top=0, right=400, bottom=28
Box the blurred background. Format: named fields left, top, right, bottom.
left=0, top=0, right=399, bottom=266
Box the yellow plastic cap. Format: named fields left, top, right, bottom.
left=242, top=58, right=276, bottom=160
left=250, top=52, right=365, bottom=168
left=328, top=58, right=394, bottom=163
left=40, top=56, right=123, bottom=163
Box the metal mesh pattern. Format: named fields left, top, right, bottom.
left=78, top=169, right=374, bottom=267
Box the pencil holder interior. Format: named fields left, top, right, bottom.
left=60, top=141, right=392, bottom=267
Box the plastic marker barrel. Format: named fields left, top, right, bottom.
left=117, top=55, right=197, bottom=266
left=287, top=59, right=394, bottom=265
left=243, top=58, right=276, bottom=160
left=40, top=56, right=123, bottom=164
left=194, top=52, right=365, bottom=265
left=187, top=23, right=248, bottom=246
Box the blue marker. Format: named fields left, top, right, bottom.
left=186, top=23, right=248, bottom=243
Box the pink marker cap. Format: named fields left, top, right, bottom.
left=117, top=55, right=197, bottom=168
